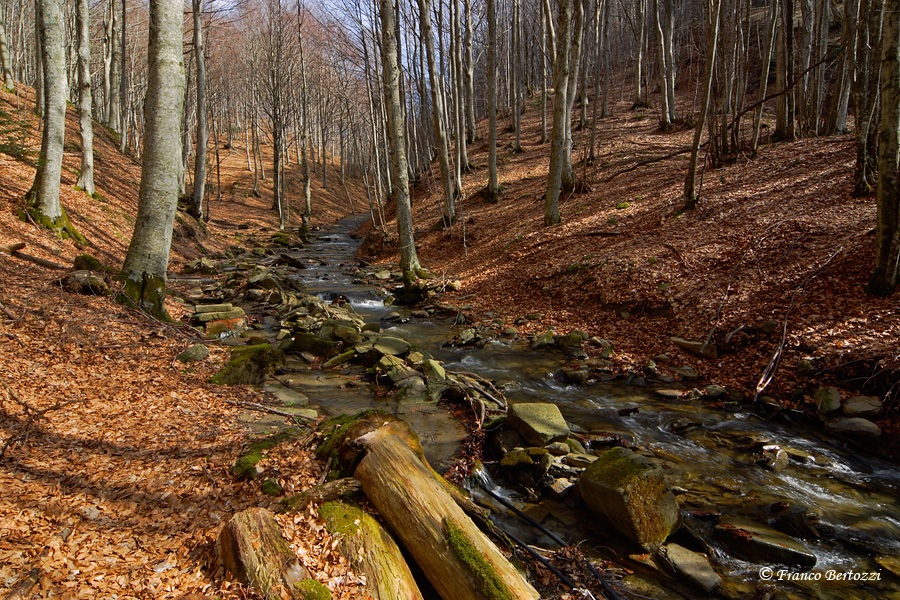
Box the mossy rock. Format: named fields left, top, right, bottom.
left=210, top=344, right=284, bottom=386
left=315, top=411, right=425, bottom=480
left=294, top=579, right=331, bottom=600
left=233, top=428, right=302, bottom=481
left=261, top=478, right=283, bottom=496
left=73, top=253, right=113, bottom=273
left=283, top=332, right=339, bottom=358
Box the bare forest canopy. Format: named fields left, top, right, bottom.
left=0, top=0, right=898, bottom=293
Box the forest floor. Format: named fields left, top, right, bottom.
left=0, top=87, right=364, bottom=598
left=361, top=97, right=900, bottom=447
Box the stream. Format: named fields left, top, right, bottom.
left=243, top=215, right=900, bottom=599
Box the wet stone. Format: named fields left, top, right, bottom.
left=842, top=395, right=882, bottom=418
left=564, top=453, right=597, bottom=468
left=657, top=543, right=721, bottom=593
left=176, top=344, right=209, bottom=363
left=578, top=447, right=680, bottom=551
left=674, top=366, right=700, bottom=379
left=507, top=402, right=570, bottom=446
left=548, top=477, right=575, bottom=500
left=824, top=417, right=881, bottom=437
left=714, top=518, right=816, bottom=568
left=814, top=386, right=843, bottom=415
left=544, top=442, right=571, bottom=456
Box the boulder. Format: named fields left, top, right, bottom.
left=842, top=396, right=882, bottom=418
left=422, top=359, right=446, bottom=382
left=814, top=387, right=842, bottom=415
left=176, top=344, right=209, bottom=363
left=577, top=447, right=680, bottom=551
left=824, top=417, right=881, bottom=437
left=210, top=344, right=284, bottom=386
left=61, top=271, right=109, bottom=295
left=507, top=403, right=570, bottom=446
left=657, top=543, right=721, bottom=593
left=532, top=330, right=556, bottom=350
left=374, top=336, right=411, bottom=356
left=714, top=518, right=816, bottom=568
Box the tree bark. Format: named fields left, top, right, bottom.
left=379, top=0, right=421, bottom=288
left=418, top=0, right=456, bottom=225
left=486, top=0, right=500, bottom=199
left=74, top=0, right=94, bottom=196
left=219, top=507, right=311, bottom=600
left=544, top=0, right=572, bottom=226
left=683, top=0, right=721, bottom=209
left=190, top=0, right=207, bottom=220
left=0, top=3, right=14, bottom=91
left=320, top=501, right=425, bottom=600
left=27, top=0, right=83, bottom=242
left=751, top=0, right=778, bottom=156
left=561, top=0, right=585, bottom=190
left=354, top=431, right=540, bottom=600
left=868, top=0, right=900, bottom=296
left=120, top=0, right=185, bottom=320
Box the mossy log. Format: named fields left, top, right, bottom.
left=219, top=507, right=310, bottom=600
left=320, top=501, right=424, bottom=600
left=354, top=430, right=539, bottom=600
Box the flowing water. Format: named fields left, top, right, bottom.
left=263, top=215, right=900, bottom=599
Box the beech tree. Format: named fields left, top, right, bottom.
left=74, top=0, right=94, bottom=197
left=26, top=0, right=84, bottom=242
left=543, top=0, right=572, bottom=226
left=379, top=0, right=421, bottom=288
left=120, top=0, right=185, bottom=319
left=189, top=0, right=208, bottom=220
left=0, top=4, right=13, bottom=91
left=868, top=0, right=900, bottom=296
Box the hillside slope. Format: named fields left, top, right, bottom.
left=0, top=86, right=362, bottom=597
left=363, top=99, right=899, bottom=438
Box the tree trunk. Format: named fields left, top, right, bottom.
left=190, top=0, right=207, bottom=220
left=751, top=0, right=778, bottom=156
left=868, top=0, right=900, bottom=296
left=118, top=0, right=127, bottom=153
left=379, top=0, right=421, bottom=288
left=852, top=0, right=880, bottom=196
left=298, top=12, right=312, bottom=236
left=418, top=0, right=456, bottom=225
left=683, top=0, right=721, bottom=209
left=463, top=0, right=476, bottom=143
left=33, top=0, right=42, bottom=115
left=120, top=0, right=185, bottom=320
left=219, top=507, right=311, bottom=600
left=354, top=431, right=540, bottom=600
left=544, top=0, right=572, bottom=226
left=74, top=0, right=94, bottom=196
left=633, top=0, right=647, bottom=107
left=0, top=3, right=14, bottom=91
left=486, top=0, right=500, bottom=199
left=320, top=501, right=425, bottom=600
left=27, top=0, right=82, bottom=242
left=561, top=0, right=584, bottom=190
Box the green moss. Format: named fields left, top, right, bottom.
left=443, top=519, right=513, bottom=600
left=233, top=428, right=302, bottom=480
left=284, top=332, right=338, bottom=358
left=73, top=253, right=113, bottom=273
left=210, top=344, right=285, bottom=385
left=615, top=202, right=631, bottom=210
left=294, top=578, right=332, bottom=600
left=116, top=272, right=171, bottom=321
left=584, top=446, right=655, bottom=490
left=24, top=205, right=88, bottom=245
left=261, top=478, right=283, bottom=496
left=319, top=501, right=372, bottom=536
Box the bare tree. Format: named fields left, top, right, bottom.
left=189, top=0, right=208, bottom=220
left=26, top=0, right=84, bottom=242
left=74, top=0, right=94, bottom=196
left=544, top=0, right=573, bottom=225
left=120, top=0, right=185, bottom=319
left=868, top=0, right=900, bottom=296
left=0, top=3, right=14, bottom=90
left=485, top=0, right=500, bottom=200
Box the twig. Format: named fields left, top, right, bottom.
left=602, top=146, right=695, bottom=182
left=220, top=398, right=316, bottom=421
left=754, top=248, right=843, bottom=401
left=2, top=568, right=39, bottom=600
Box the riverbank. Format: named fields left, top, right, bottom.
left=360, top=99, right=900, bottom=450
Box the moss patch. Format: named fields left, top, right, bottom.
left=443, top=518, right=513, bottom=600
left=25, top=205, right=88, bottom=245
left=210, top=344, right=284, bottom=385
left=116, top=272, right=171, bottom=321
left=233, top=428, right=302, bottom=480
left=294, top=578, right=332, bottom=600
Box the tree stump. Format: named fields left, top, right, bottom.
left=354, top=430, right=539, bottom=600
left=219, top=507, right=310, bottom=600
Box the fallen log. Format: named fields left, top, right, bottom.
left=320, top=501, right=424, bottom=600
left=218, top=507, right=311, bottom=600
left=0, top=242, right=26, bottom=254
left=2, top=568, right=39, bottom=600
left=354, top=430, right=540, bottom=600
